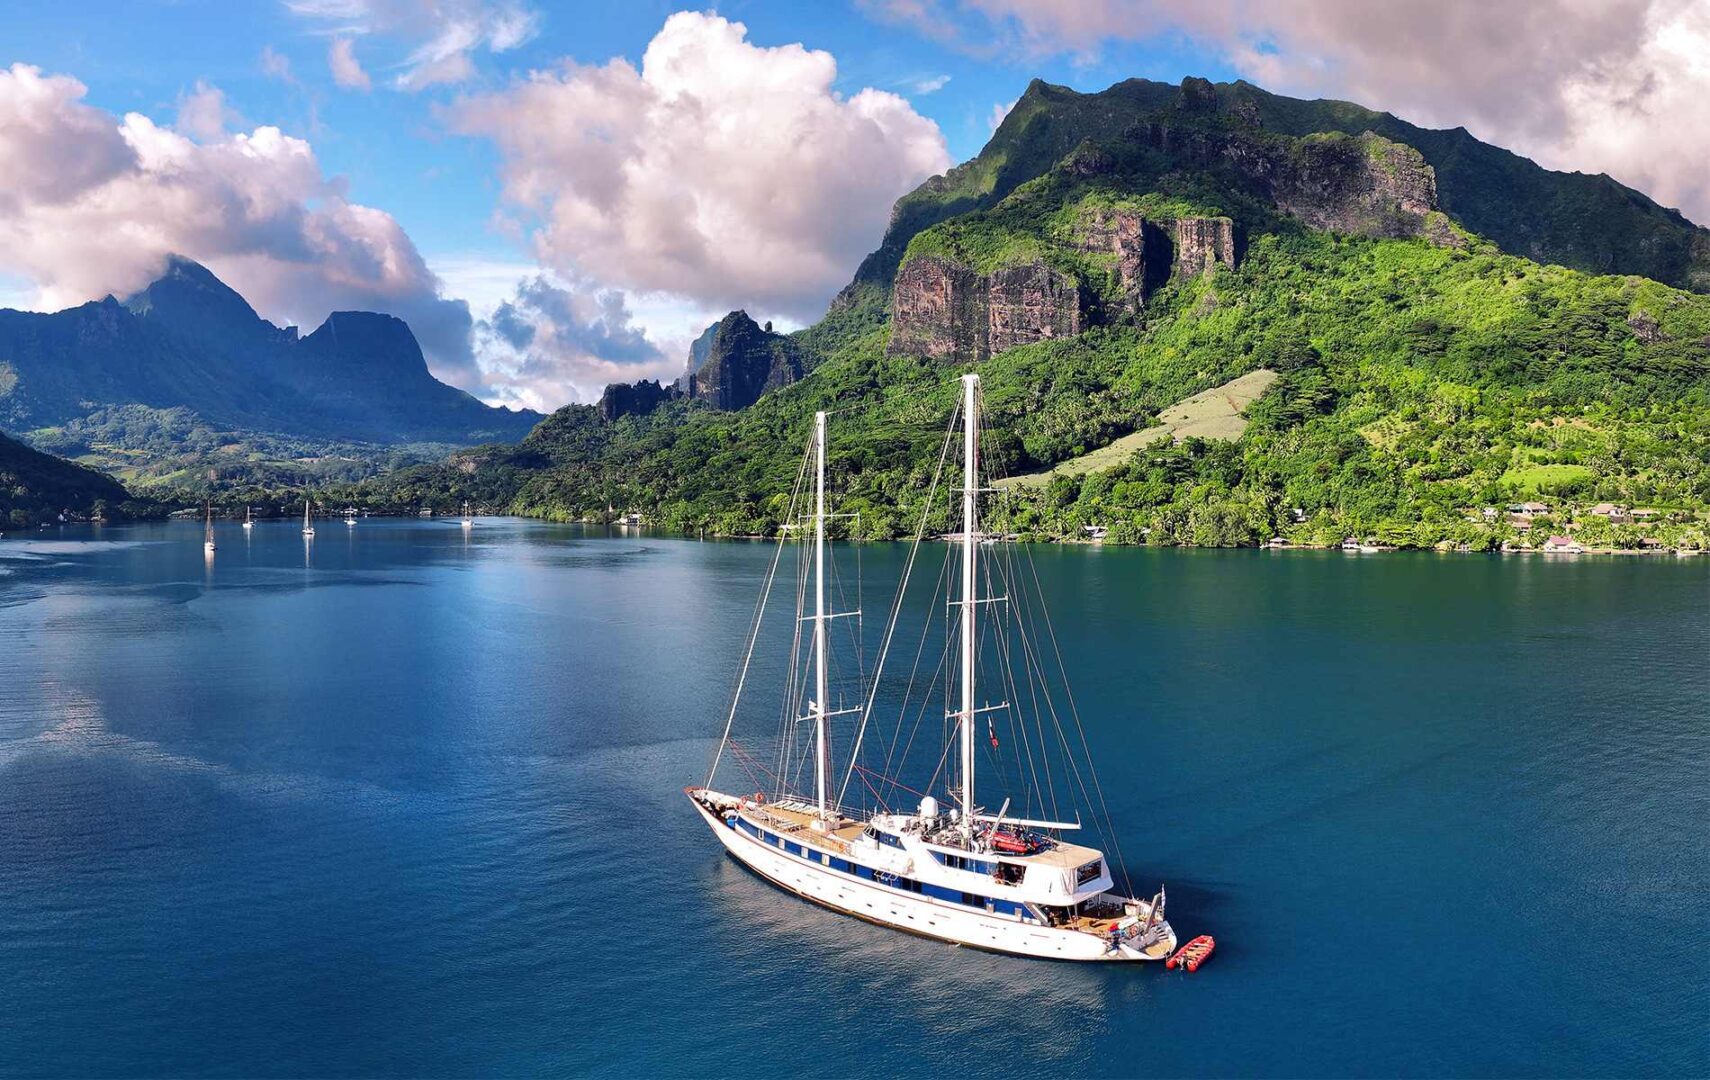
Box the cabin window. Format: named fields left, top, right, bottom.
left=1075, top=860, right=1103, bottom=886
left=936, top=852, right=996, bottom=874
left=995, top=863, right=1025, bottom=886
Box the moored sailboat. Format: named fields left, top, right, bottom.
left=301, top=496, right=315, bottom=538
left=242, top=506, right=254, bottom=530
left=687, top=374, right=1175, bottom=962
left=203, top=502, right=217, bottom=553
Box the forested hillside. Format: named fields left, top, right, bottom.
left=335, top=77, right=1709, bottom=550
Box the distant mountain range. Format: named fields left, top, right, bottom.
left=0, top=257, right=539, bottom=474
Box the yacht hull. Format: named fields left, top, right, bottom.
left=689, top=791, right=1171, bottom=962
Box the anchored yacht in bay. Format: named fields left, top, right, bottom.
left=688, top=374, right=1175, bottom=962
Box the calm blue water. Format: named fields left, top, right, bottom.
left=0, top=520, right=1704, bottom=1077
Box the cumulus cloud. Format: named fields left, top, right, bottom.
left=328, top=37, right=372, bottom=90
left=866, top=0, right=1710, bottom=225
left=174, top=81, right=242, bottom=141
left=448, top=11, right=951, bottom=322
left=988, top=97, right=1017, bottom=132
left=0, top=63, right=481, bottom=391
left=473, top=275, right=678, bottom=411
left=287, top=0, right=539, bottom=91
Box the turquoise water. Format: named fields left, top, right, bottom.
left=0, top=520, right=1704, bottom=1077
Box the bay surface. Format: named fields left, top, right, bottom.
left=0, top=520, right=1704, bottom=1077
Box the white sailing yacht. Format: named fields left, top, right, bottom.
left=301, top=497, right=315, bottom=538
left=203, top=502, right=217, bottom=553
left=242, top=506, right=254, bottom=531
left=461, top=501, right=473, bottom=528
left=687, top=374, right=1175, bottom=961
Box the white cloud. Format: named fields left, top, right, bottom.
left=328, top=37, right=373, bottom=91
left=260, top=45, right=295, bottom=83
left=911, top=74, right=951, bottom=94
left=0, top=63, right=481, bottom=391
left=988, top=96, right=1016, bottom=131
left=174, top=81, right=241, bottom=141
left=867, top=0, right=1710, bottom=225
left=448, top=11, right=951, bottom=322
left=287, top=0, right=540, bottom=91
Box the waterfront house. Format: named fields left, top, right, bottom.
left=1542, top=535, right=1583, bottom=554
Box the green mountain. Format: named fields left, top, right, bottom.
left=351, top=77, right=1710, bottom=550
left=848, top=76, right=1710, bottom=298
left=0, top=428, right=143, bottom=528
left=0, top=257, right=540, bottom=487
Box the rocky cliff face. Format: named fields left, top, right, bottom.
left=1172, top=217, right=1238, bottom=277
left=888, top=256, right=1087, bottom=362
left=689, top=311, right=803, bottom=411
left=598, top=379, right=673, bottom=421
left=1275, top=132, right=1437, bottom=238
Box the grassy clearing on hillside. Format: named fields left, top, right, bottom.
left=998, top=369, right=1276, bottom=489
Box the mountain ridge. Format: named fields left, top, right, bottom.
left=844, top=76, right=1710, bottom=299
left=0, top=257, right=540, bottom=483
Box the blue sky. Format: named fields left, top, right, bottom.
left=6, top=1, right=1232, bottom=262
left=1, top=1, right=1702, bottom=410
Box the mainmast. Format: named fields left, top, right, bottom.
left=958, top=373, right=979, bottom=831
left=812, top=410, right=830, bottom=820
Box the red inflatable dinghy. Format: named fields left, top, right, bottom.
left=1166, top=935, right=1216, bottom=971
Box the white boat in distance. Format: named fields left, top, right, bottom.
left=242, top=506, right=254, bottom=530
left=688, top=374, right=1175, bottom=962
left=203, top=502, right=216, bottom=553
left=301, top=497, right=315, bottom=537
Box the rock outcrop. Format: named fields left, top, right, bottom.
left=673, top=320, right=719, bottom=392
left=1077, top=209, right=1168, bottom=313
left=1172, top=217, right=1238, bottom=277
left=892, top=211, right=1246, bottom=361
left=598, top=379, right=673, bottom=421
left=888, top=256, right=1088, bottom=363
left=1275, top=132, right=1437, bottom=239
left=688, top=311, right=803, bottom=410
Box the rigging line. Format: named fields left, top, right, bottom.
left=876, top=540, right=951, bottom=800
left=991, top=548, right=1047, bottom=822
left=881, top=613, right=951, bottom=812
left=1016, top=546, right=1134, bottom=897
left=774, top=430, right=817, bottom=790
left=704, top=431, right=812, bottom=792
left=1006, top=542, right=1061, bottom=825
left=1010, top=553, right=1082, bottom=838
left=832, top=401, right=961, bottom=810
left=852, top=763, right=931, bottom=801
